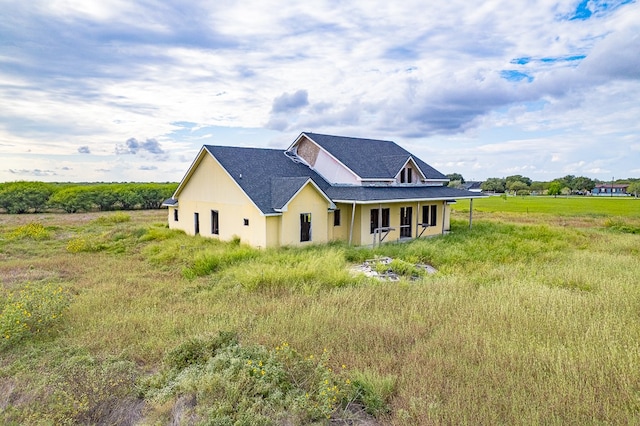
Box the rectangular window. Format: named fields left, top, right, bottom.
left=300, top=213, right=311, bottom=242
left=400, top=167, right=413, bottom=184
left=243, top=218, right=249, bottom=226
left=334, top=209, right=341, bottom=226
left=370, top=208, right=390, bottom=234
left=211, top=210, right=219, bottom=235
left=173, top=209, right=179, bottom=222
left=422, top=205, right=438, bottom=226
left=194, top=212, right=200, bottom=235
left=400, top=206, right=412, bottom=238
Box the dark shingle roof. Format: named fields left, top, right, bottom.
left=303, top=132, right=448, bottom=180
left=197, top=141, right=482, bottom=215
left=204, top=145, right=331, bottom=215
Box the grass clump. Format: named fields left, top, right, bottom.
left=143, top=332, right=361, bottom=424
left=92, top=212, right=131, bottom=224
left=350, top=369, right=396, bottom=416
left=604, top=218, right=640, bottom=234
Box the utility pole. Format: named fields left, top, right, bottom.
left=611, top=176, right=614, bottom=197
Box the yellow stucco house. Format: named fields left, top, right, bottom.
left=163, top=132, right=483, bottom=247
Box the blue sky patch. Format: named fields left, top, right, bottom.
left=500, top=70, right=534, bottom=82
left=567, top=0, right=634, bottom=20
left=511, top=57, right=531, bottom=65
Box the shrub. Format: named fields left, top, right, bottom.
left=7, top=223, right=51, bottom=240
left=0, top=282, right=71, bottom=347
left=144, top=334, right=355, bottom=423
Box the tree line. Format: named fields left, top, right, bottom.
left=446, top=174, right=640, bottom=197
left=0, top=181, right=177, bottom=214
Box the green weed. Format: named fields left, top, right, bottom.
left=143, top=333, right=357, bottom=424
left=0, top=282, right=71, bottom=347
left=6, top=222, right=51, bottom=240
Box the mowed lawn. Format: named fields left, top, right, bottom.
left=1, top=199, right=640, bottom=425
left=455, top=194, right=640, bottom=217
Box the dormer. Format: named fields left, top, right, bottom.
left=286, top=132, right=450, bottom=187
left=396, top=158, right=422, bottom=184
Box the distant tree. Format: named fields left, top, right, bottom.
left=628, top=181, right=640, bottom=198
left=558, top=175, right=576, bottom=191
left=508, top=181, right=529, bottom=195
left=530, top=181, right=547, bottom=193
left=0, top=181, right=54, bottom=213
left=505, top=175, right=532, bottom=187
left=561, top=187, right=572, bottom=196
left=481, top=178, right=506, bottom=193
left=48, top=187, right=94, bottom=213
left=446, top=173, right=465, bottom=184
left=571, top=176, right=595, bottom=194
left=548, top=181, right=562, bottom=198
left=447, top=180, right=463, bottom=189
left=115, top=187, right=144, bottom=210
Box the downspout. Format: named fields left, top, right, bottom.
left=441, top=202, right=446, bottom=234
left=348, top=201, right=356, bottom=246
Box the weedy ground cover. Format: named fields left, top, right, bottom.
left=0, top=201, right=639, bottom=424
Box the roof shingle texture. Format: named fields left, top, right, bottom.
left=303, top=132, right=448, bottom=180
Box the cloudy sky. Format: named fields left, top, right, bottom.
left=1, top=0, right=639, bottom=183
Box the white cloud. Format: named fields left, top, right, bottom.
left=0, top=0, right=639, bottom=182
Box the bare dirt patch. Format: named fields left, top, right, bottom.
left=350, top=257, right=437, bottom=281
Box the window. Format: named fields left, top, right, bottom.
left=334, top=209, right=341, bottom=226
left=243, top=218, right=249, bottom=226
left=370, top=208, right=390, bottom=234
left=422, top=205, right=437, bottom=226
left=173, top=209, right=178, bottom=222
left=300, top=213, right=311, bottom=242
left=400, top=167, right=413, bottom=183
left=211, top=210, right=219, bottom=234
left=194, top=212, right=200, bottom=235
left=400, top=207, right=412, bottom=238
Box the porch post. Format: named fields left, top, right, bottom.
left=469, top=198, right=474, bottom=229
left=416, top=201, right=420, bottom=238
left=348, top=201, right=356, bottom=245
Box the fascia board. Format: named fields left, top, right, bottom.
left=172, top=146, right=209, bottom=198
left=331, top=195, right=486, bottom=204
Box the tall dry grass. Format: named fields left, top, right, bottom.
left=1, top=208, right=640, bottom=424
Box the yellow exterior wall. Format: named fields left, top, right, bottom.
left=279, top=183, right=331, bottom=246
left=265, top=215, right=281, bottom=247
left=331, top=203, right=352, bottom=242
left=352, top=200, right=448, bottom=246
left=169, top=153, right=268, bottom=247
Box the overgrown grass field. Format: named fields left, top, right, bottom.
left=1, top=198, right=639, bottom=424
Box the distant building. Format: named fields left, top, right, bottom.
left=591, top=183, right=630, bottom=196
left=461, top=181, right=483, bottom=193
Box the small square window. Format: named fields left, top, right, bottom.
left=243, top=218, right=249, bottom=226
